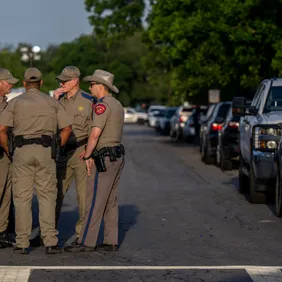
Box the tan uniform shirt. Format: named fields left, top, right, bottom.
left=92, top=94, right=124, bottom=150
left=59, top=90, right=93, bottom=143
left=0, top=88, right=70, bottom=137
left=0, top=96, right=8, bottom=116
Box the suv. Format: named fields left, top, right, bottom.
left=200, top=102, right=232, bottom=164
left=234, top=78, right=282, bottom=204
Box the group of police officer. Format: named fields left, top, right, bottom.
left=0, top=65, right=125, bottom=254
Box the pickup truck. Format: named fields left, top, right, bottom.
left=233, top=78, right=282, bottom=204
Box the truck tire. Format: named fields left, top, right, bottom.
left=238, top=154, right=248, bottom=194
left=249, top=166, right=267, bottom=204
left=275, top=165, right=282, bottom=217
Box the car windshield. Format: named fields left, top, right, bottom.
left=264, top=86, right=282, bottom=112
left=165, top=109, right=176, bottom=118
left=217, top=104, right=231, bottom=118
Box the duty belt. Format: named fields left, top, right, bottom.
left=64, top=138, right=88, bottom=153
left=14, top=135, right=53, bottom=148
left=95, top=144, right=125, bottom=159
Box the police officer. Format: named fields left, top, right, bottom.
left=65, top=69, right=125, bottom=252
left=0, top=68, right=18, bottom=248
left=0, top=68, right=72, bottom=254
left=53, top=66, right=94, bottom=242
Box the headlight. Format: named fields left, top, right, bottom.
left=266, top=141, right=277, bottom=149
left=253, top=126, right=281, bottom=149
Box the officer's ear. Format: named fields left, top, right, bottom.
left=40, top=80, right=43, bottom=87
left=23, top=81, right=27, bottom=88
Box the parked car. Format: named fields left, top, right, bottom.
left=147, top=105, right=166, bottom=127
left=216, top=107, right=240, bottom=170
left=158, top=107, right=178, bottom=135
left=154, top=109, right=167, bottom=132
left=200, top=102, right=232, bottom=164
left=135, top=110, right=148, bottom=124
left=183, top=107, right=208, bottom=142
left=124, top=107, right=138, bottom=123
left=170, top=106, right=194, bottom=140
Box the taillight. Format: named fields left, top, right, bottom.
left=228, top=121, right=239, bottom=128
left=211, top=123, right=223, bottom=131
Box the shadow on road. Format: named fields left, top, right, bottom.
left=32, top=200, right=140, bottom=247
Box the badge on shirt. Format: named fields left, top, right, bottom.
left=95, top=104, right=106, bottom=115
left=78, top=105, right=84, bottom=111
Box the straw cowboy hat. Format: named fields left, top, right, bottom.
left=83, top=69, right=119, bottom=94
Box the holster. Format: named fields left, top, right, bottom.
left=92, top=150, right=107, bottom=172
left=51, top=136, right=61, bottom=161
left=8, top=129, right=14, bottom=157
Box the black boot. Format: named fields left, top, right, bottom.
left=45, top=245, right=62, bottom=254
left=64, top=241, right=96, bottom=253
left=96, top=244, right=119, bottom=251
left=0, top=231, right=15, bottom=247
left=13, top=247, right=29, bottom=255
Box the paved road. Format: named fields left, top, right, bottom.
left=1, top=124, right=282, bottom=281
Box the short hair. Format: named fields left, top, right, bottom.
left=26, top=81, right=41, bottom=88
left=102, top=84, right=109, bottom=92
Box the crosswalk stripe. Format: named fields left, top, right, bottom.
left=0, top=269, right=30, bottom=282
left=246, top=268, right=282, bottom=282
left=0, top=265, right=281, bottom=270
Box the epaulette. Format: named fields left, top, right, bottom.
left=81, top=92, right=94, bottom=102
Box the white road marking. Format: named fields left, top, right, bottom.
left=246, top=268, right=282, bottom=282
left=0, top=265, right=281, bottom=270
left=0, top=266, right=281, bottom=282
left=0, top=269, right=30, bottom=282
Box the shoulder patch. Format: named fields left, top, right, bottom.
left=81, top=92, right=93, bottom=102
left=94, top=104, right=106, bottom=115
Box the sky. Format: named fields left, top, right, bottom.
left=0, top=0, right=93, bottom=50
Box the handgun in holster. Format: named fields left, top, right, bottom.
left=108, top=147, right=117, bottom=162
left=51, top=135, right=61, bottom=162
left=8, top=129, right=14, bottom=157
left=92, top=150, right=107, bottom=172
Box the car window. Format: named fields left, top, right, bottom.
left=165, top=109, right=176, bottom=118
left=127, top=109, right=134, bottom=114
left=264, top=85, right=282, bottom=112
left=217, top=103, right=231, bottom=118
left=251, top=83, right=264, bottom=108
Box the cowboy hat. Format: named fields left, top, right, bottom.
left=83, top=69, right=119, bottom=94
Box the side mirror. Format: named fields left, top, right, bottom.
left=232, top=97, right=252, bottom=116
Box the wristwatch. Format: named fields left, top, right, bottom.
left=83, top=155, right=92, bottom=160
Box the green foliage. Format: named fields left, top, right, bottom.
left=84, top=0, right=145, bottom=39
left=146, top=0, right=282, bottom=103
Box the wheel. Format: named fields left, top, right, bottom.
left=170, top=128, right=176, bottom=138
left=238, top=154, right=248, bottom=194
left=220, top=148, right=232, bottom=171
left=201, top=139, right=214, bottom=165
left=176, top=129, right=182, bottom=141
left=275, top=164, right=282, bottom=217
left=249, top=165, right=267, bottom=204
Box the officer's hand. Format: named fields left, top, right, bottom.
left=85, top=159, right=94, bottom=176
left=79, top=150, right=85, bottom=161
left=53, top=88, right=65, bottom=100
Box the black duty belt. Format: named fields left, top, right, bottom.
left=64, top=138, right=88, bottom=153
left=14, top=135, right=53, bottom=148
left=94, top=144, right=125, bottom=159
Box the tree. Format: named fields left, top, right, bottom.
left=85, top=0, right=146, bottom=38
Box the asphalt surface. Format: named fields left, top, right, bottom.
left=1, top=124, right=282, bottom=281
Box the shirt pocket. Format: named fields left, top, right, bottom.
left=74, top=111, right=87, bottom=126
